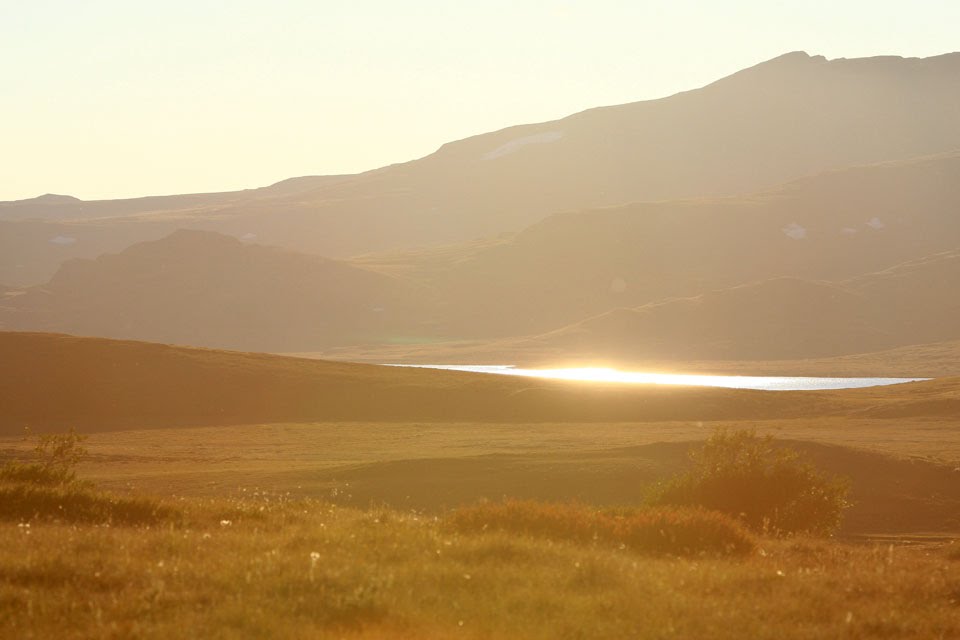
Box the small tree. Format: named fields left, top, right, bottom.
left=0, top=427, right=88, bottom=486
left=649, top=428, right=849, bottom=536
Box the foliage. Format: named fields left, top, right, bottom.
left=0, top=428, right=174, bottom=525
left=648, top=428, right=850, bottom=536
left=0, top=428, right=89, bottom=486
left=449, top=499, right=755, bottom=556
left=0, top=482, right=175, bottom=525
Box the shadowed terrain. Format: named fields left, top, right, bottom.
left=0, top=332, right=835, bottom=431
left=2, top=332, right=959, bottom=434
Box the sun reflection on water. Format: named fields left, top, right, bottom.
left=385, top=364, right=928, bottom=391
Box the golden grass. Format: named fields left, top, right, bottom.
left=449, top=500, right=756, bottom=556
left=0, top=481, right=174, bottom=526
left=8, top=419, right=954, bottom=536
left=1, top=493, right=958, bottom=639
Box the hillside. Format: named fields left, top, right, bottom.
left=0, top=231, right=427, bottom=352
left=350, top=247, right=960, bottom=366
left=4, top=51, right=960, bottom=286
left=0, top=176, right=350, bottom=222
left=395, top=152, right=960, bottom=339
left=542, top=248, right=960, bottom=361
left=10, top=152, right=960, bottom=356
left=519, top=278, right=885, bottom=361
left=2, top=332, right=959, bottom=433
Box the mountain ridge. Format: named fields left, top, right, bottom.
left=4, top=51, right=960, bottom=286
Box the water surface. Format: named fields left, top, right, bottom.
left=387, top=365, right=929, bottom=391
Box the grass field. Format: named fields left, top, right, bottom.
left=2, top=332, right=960, bottom=637
left=2, top=488, right=959, bottom=640
left=2, top=417, right=959, bottom=537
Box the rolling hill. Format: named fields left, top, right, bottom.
left=4, top=51, right=960, bottom=286
left=0, top=231, right=429, bottom=352
left=1, top=332, right=958, bottom=433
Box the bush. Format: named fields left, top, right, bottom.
left=0, top=428, right=88, bottom=486
left=449, top=499, right=755, bottom=556
left=648, top=428, right=849, bottom=536
left=0, top=428, right=176, bottom=525
left=0, top=482, right=176, bottom=525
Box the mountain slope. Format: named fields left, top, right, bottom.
left=0, top=176, right=351, bottom=222
left=520, top=278, right=887, bottom=361
left=4, top=51, right=960, bottom=286
left=412, top=248, right=960, bottom=364
left=407, top=151, right=960, bottom=338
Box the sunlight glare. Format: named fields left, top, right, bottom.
left=386, top=364, right=928, bottom=391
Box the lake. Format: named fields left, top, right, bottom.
left=386, top=364, right=929, bottom=391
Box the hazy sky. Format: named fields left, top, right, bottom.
left=3, top=0, right=958, bottom=201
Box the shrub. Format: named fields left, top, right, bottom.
left=449, top=499, right=755, bottom=556
left=648, top=428, right=849, bottom=536
left=0, top=428, right=176, bottom=525
left=0, top=428, right=88, bottom=486
left=0, top=482, right=176, bottom=525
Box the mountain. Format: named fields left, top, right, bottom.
left=6, top=153, right=960, bottom=355
left=0, top=230, right=428, bottom=352
left=538, top=245, right=960, bottom=361
left=4, top=51, right=960, bottom=286
left=0, top=177, right=353, bottom=287
left=385, top=248, right=960, bottom=365
left=0, top=177, right=349, bottom=222
left=844, top=249, right=960, bottom=343
left=2, top=332, right=956, bottom=432
left=393, top=151, right=960, bottom=338
left=513, top=278, right=886, bottom=361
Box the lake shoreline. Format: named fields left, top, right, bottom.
left=384, top=364, right=930, bottom=391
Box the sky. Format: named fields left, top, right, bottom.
left=2, top=0, right=958, bottom=201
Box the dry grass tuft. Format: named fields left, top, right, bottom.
left=449, top=499, right=756, bottom=556
left=0, top=482, right=176, bottom=526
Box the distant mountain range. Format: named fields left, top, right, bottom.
left=355, top=151, right=960, bottom=342
left=3, top=51, right=960, bottom=366
left=3, top=51, right=960, bottom=287
left=4, top=151, right=960, bottom=357
left=484, top=246, right=960, bottom=362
